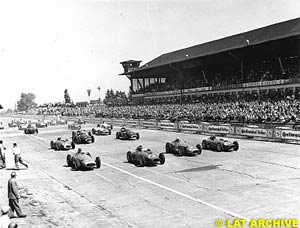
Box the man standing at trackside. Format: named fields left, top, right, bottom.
left=12, top=143, right=28, bottom=169
left=8, top=172, right=26, bottom=218
left=0, top=140, right=6, bottom=169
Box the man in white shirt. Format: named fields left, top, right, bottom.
left=0, top=140, right=6, bottom=169
left=12, top=143, right=28, bottom=169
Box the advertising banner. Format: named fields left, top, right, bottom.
left=158, top=121, right=176, bottom=130
left=126, top=119, right=139, bottom=127
left=236, top=127, right=272, bottom=138
left=141, top=120, right=157, bottom=128
left=275, top=129, right=300, bottom=140
left=203, top=124, right=234, bottom=134
left=179, top=122, right=200, bottom=132
left=113, top=118, right=125, bottom=126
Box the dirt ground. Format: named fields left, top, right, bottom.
left=0, top=117, right=300, bottom=227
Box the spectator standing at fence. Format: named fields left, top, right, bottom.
left=12, top=143, right=28, bottom=169
left=8, top=172, right=26, bottom=218
left=0, top=140, right=6, bottom=169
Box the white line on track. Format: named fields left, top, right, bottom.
left=93, top=171, right=113, bottom=183
left=29, top=134, right=249, bottom=219
left=102, top=161, right=249, bottom=219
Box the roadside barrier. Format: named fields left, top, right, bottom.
left=9, top=114, right=300, bottom=144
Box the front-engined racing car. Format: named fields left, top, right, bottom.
left=116, top=127, right=139, bottom=140
left=66, top=149, right=101, bottom=171
left=202, top=136, right=239, bottom=152
left=24, top=124, right=38, bottom=134
left=36, top=120, right=48, bottom=128
left=127, top=145, right=165, bottom=167
left=72, top=130, right=95, bottom=144
left=92, top=124, right=111, bottom=135
left=8, top=120, right=18, bottom=127
left=165, top=138, right=202, bottom=156
left=68, top=122, right=81, bottom=130
left=50, top=137, right=75, bottom=150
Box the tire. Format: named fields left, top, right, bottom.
left=165, top=142, right=171, bottom=153
left=95, top=157, right=101, bottom=168
left=136, top=133, right=140, bottom=140
left=24, top=130, right=27, bottom=134
left=116, top=132, right=119, bottom=139
left=72, top=131, right=76, bottom=138
left=71, top=142, right=75, bottom=149
left=111, top=125, right=113, bottom=130
left=91, top=135, right=95, bottom=143
left=88, top=131, right=92, bottom=136
left=127, top=151, right=133, bottom=163
left=66, top=154, right=72, bottom=167
left=109, top=130, right=111, bottom=135
left=233, top=141, right=239, bottom=151
left=36, top=129, right=38, bottom=133
left=216, top=143, right=222, bottom=152
left=50, top=141, right=54, bottom=149
left=178, top=147, right=184, bottom=156
left=92, top=128, right=95, bottom=134
left=202, top=140, right=207, bottom=149
left=159, top=153, right=165, bottom=165
left=196, top=144, right=202, bottom=155
left=56, top=143, right=60, bottom=151
left=138, top=156, right=145, bottom=167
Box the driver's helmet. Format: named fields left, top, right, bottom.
left=77, top=148, right=82, bottom=154
left=97, top=124, right=100, bottom=127
left=121, top=127, right=125, bottom=132
left=210, top=135, right=216, bottom=140
left=137, top=145, right=143, bottom=151
left=174, top=137, right=181, bottom=142
left=57, top=137, right=61, bottom=140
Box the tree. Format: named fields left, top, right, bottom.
left=17, top=93, right=37, bottom=111
left=64, top=89, right=71, bottom=104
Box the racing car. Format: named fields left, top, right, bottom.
left=75, top=119, right=86, bottom=125
left=116, top=127, right=139, bottom=140
left=68, top=122, right=81, bottom=130
left=24, top=124, right=38, bottom=134
left=8, top=120, right=18, bottom=127
left=72, top=130, right=95, bottom=144
left=127, top=145, right=165, bottom=167
left=66, top=148, right=101, bottom=171
left=165, top=137, right=202, bottom=156
left=201, top=136, right=239, bottom=152
left=100, top=121, right=113, bottom=130
left=18, top=123, right=28, bottom=130
left=36, top=120, right=48, bottom=128
left=92, top=124, right=111, bottom=135
left=50, top=137, right=75, bottom=151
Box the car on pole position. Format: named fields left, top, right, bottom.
left=165, top=138, right=202, bottom=156
left=201, top=136, right=239, bottom=152
left=66, top=149, right=101, bottom=171
left=127, top=145, right=165, bottom=167
left=50, top=138, right=75, bottom=151
left=116, top=127, right=140, bottom=140
left=72, top=130, right=95, bottom=144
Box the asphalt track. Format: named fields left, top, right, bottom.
left=0, top=117, right=300, bottom=228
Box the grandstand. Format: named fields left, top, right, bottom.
left=120, top=17, right=300, bottom=105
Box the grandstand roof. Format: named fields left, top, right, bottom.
left=133, top=17, right=300, bottom=73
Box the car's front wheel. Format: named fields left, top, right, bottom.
left=202, top=140, right=207, bottom=149
left=165, top=142, right=171, bottom=153
left=136, top=133, right=140, bottom=140
left=178, top=147, right=184, bottom=156
left=216, top=143, right=222, bottom=152
left=95, top=157, right=101, bottom=168
left=196, top=144, right=202, bottom=155
left=159, top=153, right=165, bottom=165
left=66, top=154, right=72, bottom=167
left=137, top=156, right=145, bottom=167
left=127, top=151, right=133, bottom=163
left=233, top=141, right=239, bottom=151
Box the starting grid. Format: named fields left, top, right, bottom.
left=10, top=115, right=300, bottom=144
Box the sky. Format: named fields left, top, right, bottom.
left=0, top=0, right=299, bottom=109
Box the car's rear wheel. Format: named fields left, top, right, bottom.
left=165, top=142, right=171, bottom=153
left=216, top=143, right=222, bottom=152
left=136, top=133, right=140, bottom=140
left=233, top=141, right=239, bottom=151
left=56, top=143, right=60, bottom=151
left=116, top=132, right=119, bottom=139
left=66, top=154, right=72, bottom=167
left=71, top=142, right=75, bottom=149
left=109, top=130, right=111, bottom=135
left=95, top=157, right=101, bottom=168
left=159, top=153, right=165, bottom=165
left=138, top=156, right=145, bottom=167
left=92, top=128, right=95, bottom=134
left=178, top=147, right=184, bottom=156
left=196, top=144, right=202, bottom=155
left=36, top=129, right=38, bottom=133
left=127, top=151, right=133, bottom=163
left=202, top=140, right=207, bottom=149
